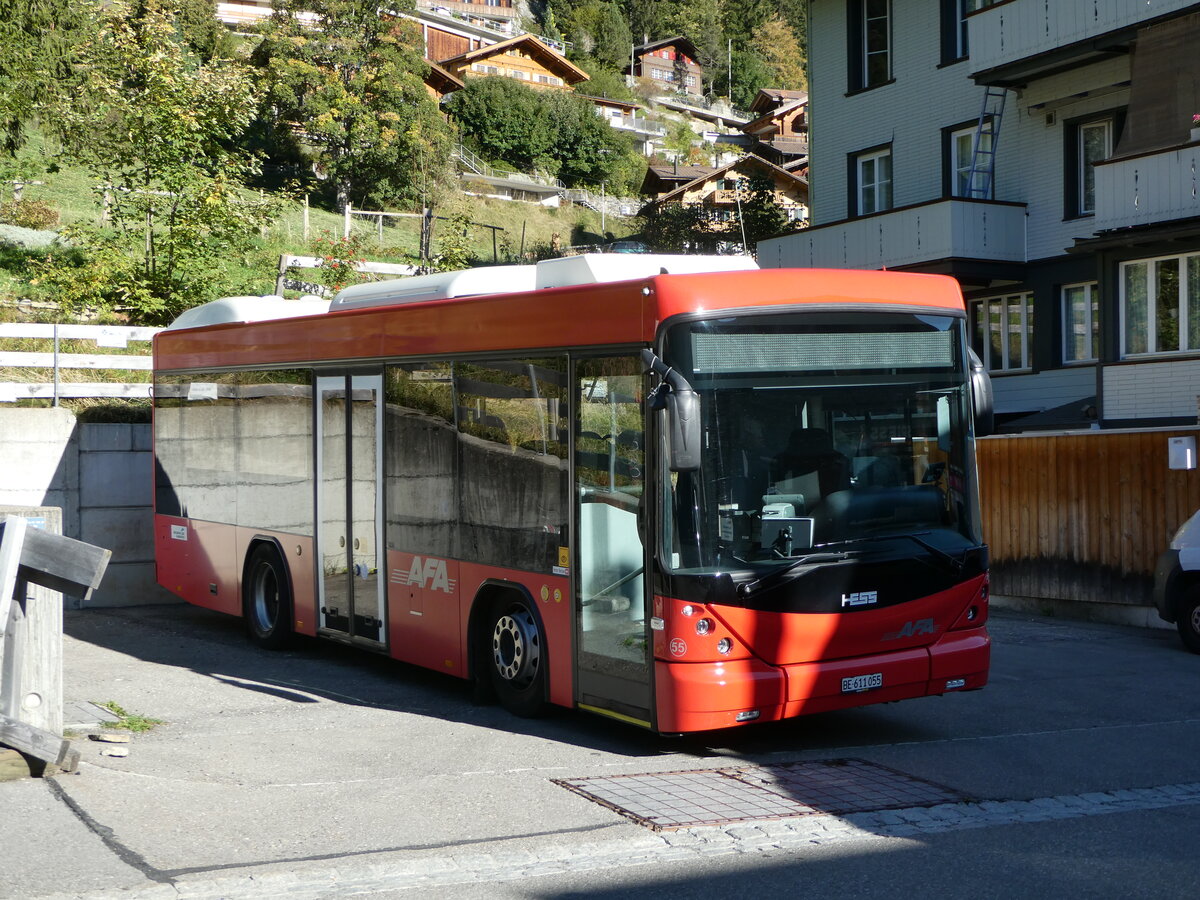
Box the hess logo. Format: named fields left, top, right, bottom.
left=391, top=556, right=456, bottom=594
left=841, top=590, right=878, bottom=608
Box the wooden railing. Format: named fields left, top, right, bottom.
left=0, top=323, right=160, bottom=403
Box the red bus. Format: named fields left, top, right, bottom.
left=152, top=255, right=993, bottom=733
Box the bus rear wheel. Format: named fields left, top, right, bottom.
left=244, top=544, right=293, bottom=650
left=487, top=596, right=548, bottom=718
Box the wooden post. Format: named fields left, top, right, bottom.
left=0, top=510, right=64, bottom=738
left=0, top=509, right=111, bottom=776
left=275, top=254, right=291, bottom=297
left=303, top=194, right=310, bottom=241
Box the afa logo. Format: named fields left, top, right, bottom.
left=882, top=618, right=935, bottom=641
left=390, top=556, right=456, bottom=594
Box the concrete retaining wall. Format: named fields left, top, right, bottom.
left=0, top=408, right=177, bottom=608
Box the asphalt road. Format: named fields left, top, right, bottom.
left=2, top=603, right=1198, bottom=899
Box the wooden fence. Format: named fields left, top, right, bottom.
left=978, top=427, right=1200, bottom=607
left=0, top=323, right=160, bottom=403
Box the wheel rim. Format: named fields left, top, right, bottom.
left=251, top=564, right=279, bottom=634
left=1190, top=604, right=1200, bottom=636
left=492, top=606, right=540, bottom=689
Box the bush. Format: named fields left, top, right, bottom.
left=0, top=199, right=60, bottom=230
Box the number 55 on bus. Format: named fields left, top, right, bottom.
left=152, top=254, right=994, bottom=733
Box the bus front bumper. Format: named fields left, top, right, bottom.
left=654, top=626, right=990, bottom=733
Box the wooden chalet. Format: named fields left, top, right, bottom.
left=438, top=34, right=589, bottom=90
left=627, top=37, right=703, bottom=97
left=645, top=154, right=808, bottom=226
left=640, top=164, right=720, bottom=201
left=424, top=61, right=465, bottom=101
left=741, top=90, right=808, bottom=166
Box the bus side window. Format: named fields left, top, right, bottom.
left=455, top=358, right=568, bottom=572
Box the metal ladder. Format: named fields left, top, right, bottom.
left=965, top=86, right=1008, bottom=199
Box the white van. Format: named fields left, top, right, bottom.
left=1154, top=511, right=1200, bottom=653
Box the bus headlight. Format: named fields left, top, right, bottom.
left=717, top=637, right=732, bottom=655
left=695, top=618, right=713, bottom=635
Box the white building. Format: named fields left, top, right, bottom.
left=762, top=0, right=1200, bottom=430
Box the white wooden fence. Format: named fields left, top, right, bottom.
left=0, top=323, right=161, bottom=404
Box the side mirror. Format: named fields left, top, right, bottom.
left=642, top=347, right=703, bottom=472
left=667, top=389, right=701, bottom=471
left=968, top=348, right=994, bottom=437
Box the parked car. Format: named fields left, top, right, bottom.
left=1154, top=510, right=1200, bottom=653
left=604, top=240, right=650, bottom=254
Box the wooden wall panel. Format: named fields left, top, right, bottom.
left=977, top=429, right=1200, bottom=606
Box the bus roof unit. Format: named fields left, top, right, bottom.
left=329, top=254, right=759, bottom=311
left=165, top=295, right=331, bottom=331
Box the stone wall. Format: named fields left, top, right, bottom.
left=0, top=408, right=177, bottom=608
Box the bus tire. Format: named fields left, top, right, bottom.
left=243, top=544, right=293, bottom=650
left=487, top=594, right=549, bottom=718
left=1177, top=591, right=1200, bottom=655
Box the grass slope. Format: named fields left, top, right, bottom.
left=0, top=129, right=639, bottom=311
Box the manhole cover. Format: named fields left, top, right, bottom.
left=553, top=758, right=965, bottom=830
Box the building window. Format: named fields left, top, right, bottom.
left=948, top=123, right=992, bottom=198
left=1062, top=283, right=1099, bottom=363
left=848, top=0, right=891, bottom=92
left=1078, top=120, right=1112, bottom=215
left=1065, top=113, right=1120, bottom=218
left=940, top=0, right=969, bottom=63
left=855, top=146, right=892, bottom=215
left=1121, top=253, right=1200, bottom=357
left=863, top=0, right=890, bottom=87
left=971, top=294, right=1033, bottom=372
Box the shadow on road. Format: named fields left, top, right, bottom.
left=62, top=603, right=952, bottom=762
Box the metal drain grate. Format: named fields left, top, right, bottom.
left=553, top=758, right=965, bottom=830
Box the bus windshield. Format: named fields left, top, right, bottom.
left=660, top=311, right=982, bottom=575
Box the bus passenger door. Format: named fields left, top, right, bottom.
left=574, top=357, right=652, bottom=727
left=315, top=373, right=387, bottom=648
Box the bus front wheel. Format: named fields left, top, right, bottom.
left=487, top=595, right=548, bottom=717
left=244, top=544, right=293, bottom=650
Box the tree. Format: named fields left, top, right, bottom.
left=447, top=78, right=642, bottom=193
left=446, top=77, right=556, bottom=173
left=738, top=172, right=791, bottom=247
left=253, top=0, right=454, bottom=211
left=44, top=0, right=270, bottom=322
left=0, top=0, right=88, bottom=155
left=572, top=56, right=635, bottom=101
left=592, top=2, right=633, bottom=71
left=753, top=14, right=806, bottom=90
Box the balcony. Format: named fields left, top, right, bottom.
left=607, top=116, right=667, bottom=137
left=759, top=198, right=1027, bottom=273
left=1092, top=142, right=1200, bottom=233
left=419, top=0, right=518, bottom=22
left=967, top=0, right=1195, bottom=86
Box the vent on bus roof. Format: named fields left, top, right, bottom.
left=533, top=253, right=757, bottom=289
left=327, top=253, right=759, bottom=311
left=329, top=264, right=538, bottom=311
left=165, top=295, right=331, bottom=331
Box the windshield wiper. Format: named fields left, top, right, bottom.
left=736, top=550, right=855, bottom=598
left=834, top=532, right=967, bottom=575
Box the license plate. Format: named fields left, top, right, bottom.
left=841, top=672, right=883, bottom=693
